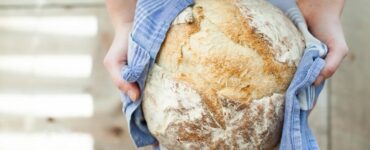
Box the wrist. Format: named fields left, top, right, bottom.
left=308, top=12, right=341, bottom=28
left=298, top=0, right=343, bottom=27
left=114, top=22, right=133, bottom=36
left=304, top=14, right=348, bottom=56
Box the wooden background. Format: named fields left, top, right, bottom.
left=0, top=0, right=368, bottom=150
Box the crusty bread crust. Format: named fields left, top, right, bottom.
left=142, top=0, right=304, bottom=149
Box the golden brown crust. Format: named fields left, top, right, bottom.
left=158, top=0, right=296, bottom=100
left=145, top=0, right=304, bottom=149
left=156, top=0, right=297, bottom=129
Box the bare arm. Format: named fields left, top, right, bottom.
left=298, top=0, right=349, bottom=86
left=104, top=0, right=140, bottom=100
left=105, top=0, right=136, bottom=31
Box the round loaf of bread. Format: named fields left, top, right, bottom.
left=142, top=0, right=304, bottom=149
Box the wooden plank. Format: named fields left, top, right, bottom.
left=0, top=9, right=99, bottom=91
left=0, top=0, right=104, bottom=8
left=0, top=8, right=102, bottom=55
left=330, top=0, right=370, bottom=149
left=0, top=115, right=137, bottom=150
left=0, top=6, right=140, bottom=150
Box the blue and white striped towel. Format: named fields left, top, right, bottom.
left=121, top=0, right=194, bottom=148
left=121, top=0, right=327, bottom=149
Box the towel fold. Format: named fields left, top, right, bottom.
left=279, top=45, right=327, bottom=150
left=121, top=0, right=194, bottom=148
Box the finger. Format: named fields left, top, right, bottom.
left=314, top=45, right=348, bottom=86
left=115, top=66, right=140, bottom=101
left=314, top=75, right=324, bottom=87
left=104, top=60, right=140, bottom=101
left=120, top=66, right=140, bottom=101
left=123, top=80, right=141, bottom=101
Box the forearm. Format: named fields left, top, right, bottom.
left=298, top=0, right=346, bottom=45
left=103, top=1, right=139, bottom=101
left=298, top=0, right=345, bottom=24
left=105, top=0, right=136, bottom=32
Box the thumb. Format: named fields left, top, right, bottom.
left=314, top=44, right=348, bottom=86
left=126, top=82, right=141, bottom=101
left=120, top=66, right=141, bottom=101
left=104, top=60, right=140, bottom=101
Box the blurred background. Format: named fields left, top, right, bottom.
left=0, top=0, right=368, bottom=150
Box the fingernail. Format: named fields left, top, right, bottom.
left=128, top=90, right=137, bottom=101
